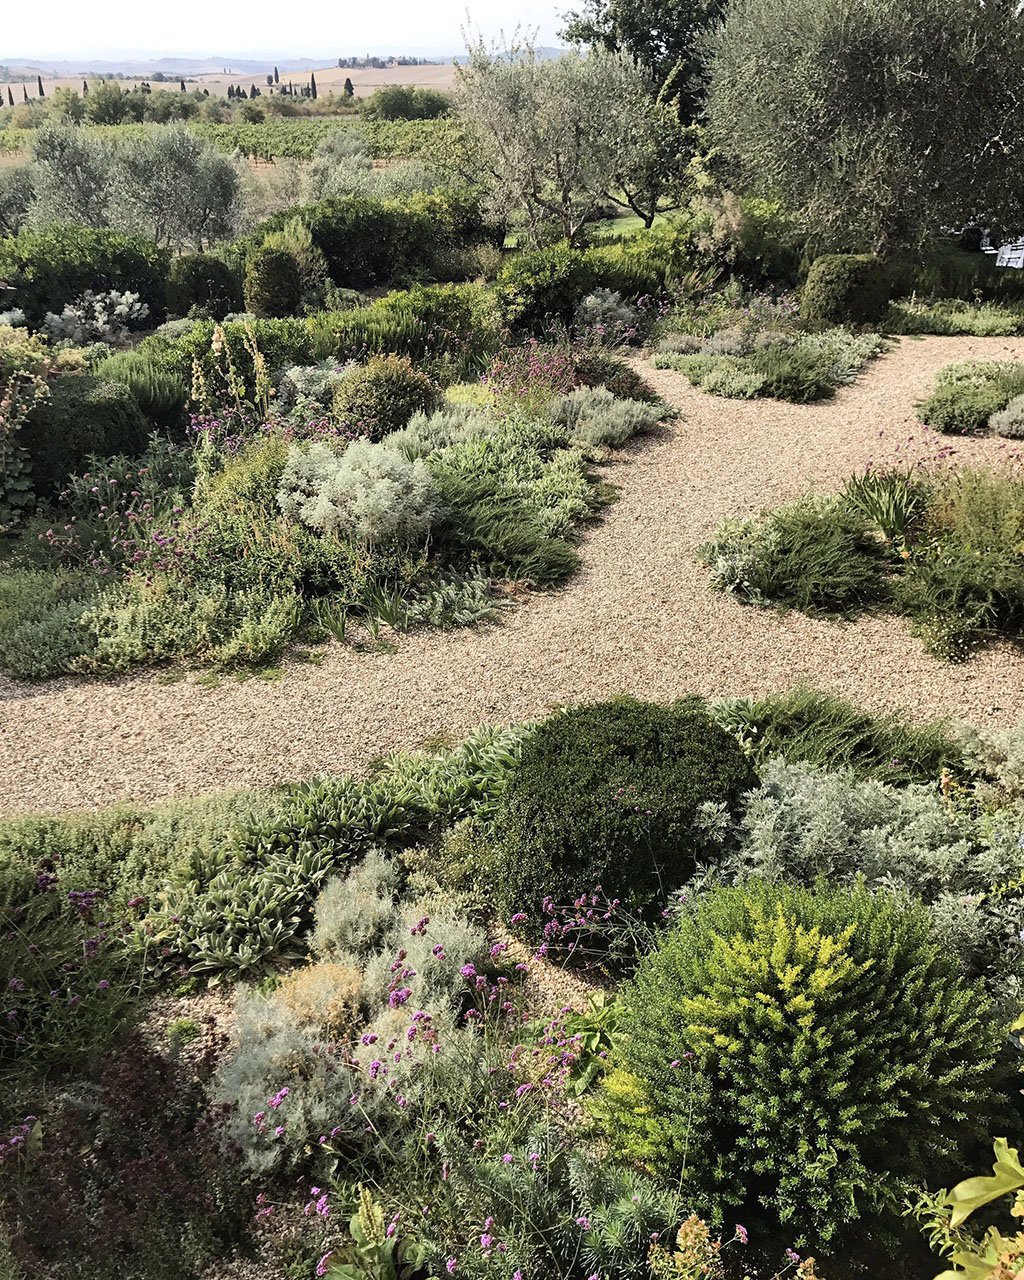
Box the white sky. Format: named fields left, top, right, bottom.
left=4, top=0, right=566, bottom=60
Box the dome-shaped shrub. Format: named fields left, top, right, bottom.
left=167, top=253, right=241, bottom=319
left=330, top=354, right=441, bottom=441
left=800, top=253, right=890, bottom=326
left=599, top=881, right=1008, bottom=1257
left=493, top=697, right=756, bottom=936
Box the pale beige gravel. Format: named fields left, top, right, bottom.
left=4, top=335, right=1024, bottom=816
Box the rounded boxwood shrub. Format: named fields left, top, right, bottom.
left=331, top=354, right=441, bottom=440
left=801, top=253, right=890, bottom=326
left=496, top=244, right=599, bottom=333
left=22, top=374, right=149, bottom=494
left=167, top=253, right=241, bottom=319
left=599, top=881, right=1008, bottom=1257
left=243, top=246, right=303, bottom=319
left=493, top=697, right=756, bottom=935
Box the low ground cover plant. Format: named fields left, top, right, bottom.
left=0, top=320, right=667, bottom=678
left=653, top=285, right=885, bottom=403
left=703, top=464, right=1024, bottom=660
left=3, top=693, right=1024, bottom=1280
left=918, top=360, right=1024, bottom=436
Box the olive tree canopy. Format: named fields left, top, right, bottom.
left=705, top=0, right=1024, bottom=253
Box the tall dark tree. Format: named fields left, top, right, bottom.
left=561, top=0, right=725, bottom=120
left=266, top=74, right=273, bottom=86
left=180, top=79, right=187, bottom=92
left=344, top=76, right=354, bottom=97
left=274, top=66, right=280, bottom=84
left=8, top=87, right=15, bottom=107
left=309, top=72, right=318, bottom=99
left=36, top=75, right=45, bottom=98
left=82, top=79, right=89, bottom=96
left=251, top=83, right=258, bottom=97
left=22, top=85, right=28, bottom=102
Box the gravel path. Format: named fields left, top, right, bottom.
left=4, top=334, right=1024, bottom=816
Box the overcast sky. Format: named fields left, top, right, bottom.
left=6, top=0, right=566, bottom=59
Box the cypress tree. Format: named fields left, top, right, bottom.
left=273, top=66, right=279, bottom=84
left=7, top=87, right=14, bottom=107
left=309, top=72, right=317, bottom=99
left=82, top=79, right=89, bottom=95
left=344, top=76, right=354, bottom=97
left=37, top=75, right=44, bottom=98
left=180, top=79, right=186, bottom=92
left=22, top=85, right=28, bottom=102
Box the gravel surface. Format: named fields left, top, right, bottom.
left=4, top=334, right=1024, bottom=816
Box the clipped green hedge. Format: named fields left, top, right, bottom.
left=801, top=253, right=890, bottom=326
left=0, top=225, right=169, bottom=324
left=166, top=252, right=242, bottom=319
left=22, top=374, right=149, bottom=494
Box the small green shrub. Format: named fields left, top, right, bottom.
left=801, top=253, right=890, bottom=326
left=550, top=386, right=664, bottom=447
left=244, top=245, right=304, bottom=318
left=331, top=354, right=442, bottom=439
left=21, top=374, right=149, bottom=494
left=166, top=252, right=241, bottom=319
left=702, top=497, right=888, bottom=613
left=917, top=361, right=1024, bottom=435
left=572, top=349, right=659, bottom=403
left=0, top=568, right=100, bottom=679
left=496, top=245, right=599, bottom=332
left=712, top=686, right=960, bottom=784
left=601, top=882, right=1007, bottom=1254
left=493, top=697, right=757, bottom=937
left=746, top=343, right=835, bottom=402
left=94, top=349, right=188, bottom=430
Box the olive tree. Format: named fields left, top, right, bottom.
left=108, top=126, right=238, bottom=250
left=705, top=0, right=1024, bottom=254
left=455, top=39, right=693, bottom=244
left=29, top=123, right=111, bottom=228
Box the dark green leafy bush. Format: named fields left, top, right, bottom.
left=22, top=374, right=149, bottom=494
left=801, top=253, right=890, bottom=326
left=331, top=354, right=441, bottom=438
left=496, top=245, right=600, bottom=332
left=0, top=225, right=169, bottom=324
left=166, top=252, right=242, bottom=318
left=243, top=245, right=304, bottom=318
left=746, top=343, right=835, bottom=402
left=493, top=698, right=756, bottom=936
left=600, top=881, right=1008, bottom=1255
left=572, top=349, right=660, bottom=403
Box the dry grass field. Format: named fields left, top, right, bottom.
left=8, top=61, right=458, bottom=100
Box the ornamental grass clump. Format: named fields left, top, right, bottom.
left=493, top=697, right=756, bottom=942
left=599, top=882, right=1008, bottom=1258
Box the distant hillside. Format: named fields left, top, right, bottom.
left=2, top=47, right=566, bottom=79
